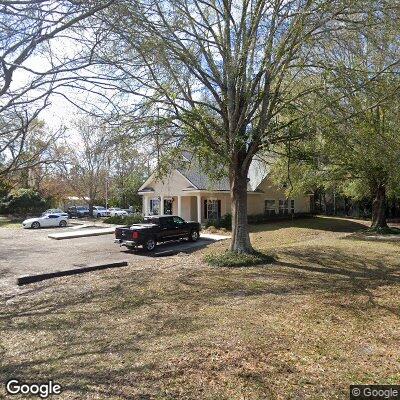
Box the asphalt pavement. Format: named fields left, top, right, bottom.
left=0, top=225, right=225, bottom=295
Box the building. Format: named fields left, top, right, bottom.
left=138, top=152, right=312, bottom=223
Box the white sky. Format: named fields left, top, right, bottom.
left=10, top=35, right=105, bottom=132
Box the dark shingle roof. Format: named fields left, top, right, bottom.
left=139, top=151, right=265, bottom=192
left=177, top=166, right=231, bottom=191
left=177, top=158, right=255, bottom=191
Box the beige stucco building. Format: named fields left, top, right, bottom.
left=138, top=153, right=312, bottom=224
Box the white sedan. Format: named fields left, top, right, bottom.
left=92, top=206, right=108, bottom=218
left=22, top=213, right=69, bottom=229
left=108, top=208, right=129, bottom=217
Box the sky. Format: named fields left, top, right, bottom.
left=10, top=35, right=103, bottom=132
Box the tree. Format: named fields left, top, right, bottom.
left=271, top=8, right=400, bottom=231
left=108, top=136, right=148, bottom=210
left=271, top=78, right=400, bottom=229
left=59, top=118, right=110, bottom=214
left=90, top=0, right=393, bottom=253
left=0, top=188, right=49, bottom=216
left=0, top=0, right=114, bottom=177
left=2, top=118, right=65, bottom=183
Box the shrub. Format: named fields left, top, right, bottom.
left=203, top=250, right=274, bottom=268
left=205, top=213, right=232, bottom=230
left=0, top=179, right=11, bottom=199
left=103, top=214, right=144, bottom=225
left=0, top=188, right=50, bottom=216
left=247, top=213, right=312, bottom=224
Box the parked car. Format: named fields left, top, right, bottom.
left=114, top=215, right=201, bottom=251
left=22, top=214, right=69, bottom=229
left=92, top=206, right=108, bottom=218
left=108, top=207, right=129, bottom=217
left=67, top=206, right=89, bottom=218
left=42, top=209, right=69, bottom=218
left=123, top=209, right=134, bottom=215
left=42, top=208, right=64, bottom=215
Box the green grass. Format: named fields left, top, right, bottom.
left=203, top=250, right=274, bottom=267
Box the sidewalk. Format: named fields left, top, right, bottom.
left=48, top=227, right=118, bottom=240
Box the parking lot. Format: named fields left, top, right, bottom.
left=0, top=225, right=222, bottom=295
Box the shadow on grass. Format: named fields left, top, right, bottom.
left=0, top=242, right=399, bottom=398
left=0, top=269, right=210, bottom=398
left=344, top=227, right=400, bottom=244
left=249, top=216, right=367, bottom=234
left=274, top=246, right=400, bottom=317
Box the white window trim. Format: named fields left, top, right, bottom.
left=206, top=199, right=219, bottom=220
left=265, top=199, right=277, bottom=214
left=150, top=198, right=160, bottom=215
left=278, top=199, right=295, bottom=214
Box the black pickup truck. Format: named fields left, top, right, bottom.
left=114, top=215, right=201, bottom=251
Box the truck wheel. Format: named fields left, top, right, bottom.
left=31, top=221, right=40, bottom=229
left=189, top=230, right=199, bottom=242
left=144, top=238, right=156, bottom=252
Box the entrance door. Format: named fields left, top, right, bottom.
left=164, top=199, right=173, bottom=215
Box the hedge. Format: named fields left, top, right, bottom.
left=0, top=188, right=50, bottom=216
left=103, top=214, right=144, bottom=225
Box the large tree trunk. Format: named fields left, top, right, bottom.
left=88, top=201, right=94, bottom=217
left=371, top=184, right=388, bottom=229
left=230, top=166, right=253, bottom=254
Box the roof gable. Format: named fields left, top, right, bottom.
left=139, top=153, right=272, bottom=193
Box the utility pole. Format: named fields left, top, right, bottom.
left=105, top=156, right=110, bottom=210
left=156, top=108, right=160, bottom=166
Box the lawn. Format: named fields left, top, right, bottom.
left=1, top=216, right=399, bottom=399
left=0, top=216, right=21, bottom=229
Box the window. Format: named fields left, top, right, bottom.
left=264, top=200, right=276, bottom=216
left=150, top=198, right=160, bottom=215
left=279, top=199, right=295, bottom=215
left=164, top=199, right=173, bottom=215
left=173, top=216, right=185, bottom=225
left=205, top=199, right=220, bottom=220
left=290, top=199, right=295, bottom=214
left=279, top=199, right=289, bottom=215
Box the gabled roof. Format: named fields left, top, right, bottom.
left=139, top=152, right=271, bottom=193
left=177, top=165, right=231, bottom=191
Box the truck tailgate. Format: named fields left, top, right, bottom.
left=115, top=227, right=132, bottom=240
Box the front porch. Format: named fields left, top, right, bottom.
left=140, top=192, right=231, bottom=224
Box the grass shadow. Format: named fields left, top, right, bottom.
left=249, top=216, right=367, bottom=234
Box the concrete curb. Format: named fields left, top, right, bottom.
left=48, top=227, right=116, bottom=240
left=17, top=261, right=128, bottom=286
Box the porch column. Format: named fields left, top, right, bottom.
left=197, top=194, right=202, bottom=224
left=142, top=196, right=147, bottom=216
left=160, top=195, right=164, bottom=215
left=177, top=195, right=182, bottom=217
